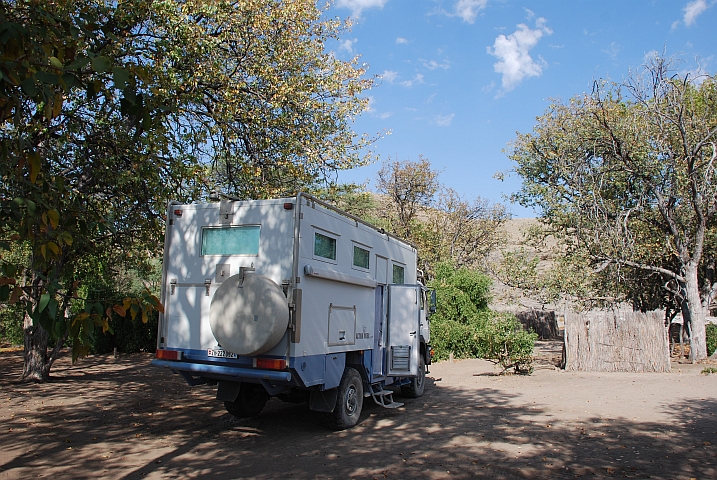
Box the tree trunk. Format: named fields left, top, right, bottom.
left=684, top=264, right=707, bottom=361
left=22, top=310, right=50, bottom=382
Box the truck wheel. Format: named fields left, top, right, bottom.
left=326, top=367, right=363, bottom=430
left=224, top=383, right=269, bottom=418
left=401, top=355, right=426, bottom=398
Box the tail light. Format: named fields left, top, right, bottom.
left=253, top=358, right=286, bottom=370
left=156, top=349, right=182, bottom=360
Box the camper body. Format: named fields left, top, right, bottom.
left=151, top=193, right=432, bottom=429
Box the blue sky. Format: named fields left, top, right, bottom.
left=326, top=0, right=717, bottom=217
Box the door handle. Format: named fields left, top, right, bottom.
left=409, top=331, right=416, bottom=335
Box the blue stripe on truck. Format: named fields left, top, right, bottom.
left=150, top=359, right=293, bottom=382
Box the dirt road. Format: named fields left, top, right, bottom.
left=1, top=349, right=716, bottom=479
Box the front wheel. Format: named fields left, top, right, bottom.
left=401, top=355, right=426, bottom=398
left=326, top=367, right=363, bottom=430
left=224, top=383, right=269, bottom=418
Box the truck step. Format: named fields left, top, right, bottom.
left=368, top=386, right=404, bottom=409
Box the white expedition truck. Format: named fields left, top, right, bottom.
left=151, top=193, right=434, bottom=429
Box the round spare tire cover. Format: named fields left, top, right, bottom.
left=209, top=273, right=289, bottom=356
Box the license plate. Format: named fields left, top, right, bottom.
left=207, top=348, right=237, bottom=359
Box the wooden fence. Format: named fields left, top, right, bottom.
left=564, top=310, right=670, bottom=372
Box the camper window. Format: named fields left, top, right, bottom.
left=392, top=264, right=405, bottom=284
left=352, top=244, right=370, bottom=270
left=314, top=232, right=337, bottom=261
left=201, top=225, right=260, bottom=256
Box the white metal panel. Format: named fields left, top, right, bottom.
left=292, top=196, right=417, bottom=359
left=387, top=285, right=420, bottom=376
left=327, top=305, right=356, bottom=346
left=162, top=199, right=295, bottom=353
left=375, top=256, right=388, bottom=285
left=166, top=286, right=204, bottom=349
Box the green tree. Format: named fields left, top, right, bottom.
left=428, top=262, right=536, bottom=373
left=423, top=188, right=509, bottom=270
left=375, top=155, right=439, bottom=239
left=375, top=157, right=508, bottom=276
left=510, top=56, right=717, bottom=361
left=428, top=262, right=493, bottom=360
left=0, top=0, right=375, bottom=381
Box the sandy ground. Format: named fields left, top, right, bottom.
left=1, top=345, right=716, bottom=480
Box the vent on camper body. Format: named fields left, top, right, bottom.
left=391, top=346, right=410, bottom=371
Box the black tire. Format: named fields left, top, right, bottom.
left=401, top=355, right=426, bottom=398
left=224, top=383, right=269, bottom=418
left=326, top=367, right=363, bottom=430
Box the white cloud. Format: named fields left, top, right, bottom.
left=454, top=0, right=489, bottom=23
left=602, top=41, right=620, bottom=59
left=400, top=74, right=425, bottom=87
left=396, top=37, right=409, bottom=44
left=366, top=96, right=376, bottom=113
left=380, top=70, right=398, bottom=83
left=335, top=0, right=387, bottom=18
left=339, top=38, right=357, bottom=54
left=365, top=96, right=393, bottom=119
left=683, top=0, right=709, bottom=26
left=487, top=18, right=552, bottom=92
left=421, top=59, right=451, bottom=70
left=435, top=113, right=455, bottom=127
left=643, top=50, right=660, bottom=64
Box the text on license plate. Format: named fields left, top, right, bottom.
left=207, top=348, right=237, bottom=359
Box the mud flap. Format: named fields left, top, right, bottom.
left=216, top=381, right=242, bottom=402
left=309, top=388, right=338, bottom=412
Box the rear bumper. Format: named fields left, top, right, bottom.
left=150, top=359, right=293, bottom=383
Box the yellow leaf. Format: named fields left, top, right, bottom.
left=28, top=151, right=41, bottom=184
left=47, top=241, right=60, bottom=255
left=73, top=312, right=90, bottom=325
left=141, top=309, right=148, bottom=324
left=51, top=93, right=63, bottom=119
left=122, top=298, right=132, bottom=311
left=102, top=319, right=110, bottom=333
left=61, top=231, right=73, bottom=246
left=47, top=209, right=59, bottom=229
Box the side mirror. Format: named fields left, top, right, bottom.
left=429, top=289, right=437, bottom=313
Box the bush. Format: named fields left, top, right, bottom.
left=707, top=323, right=717, bottom=357
left=428, top=263, right=537, bottom=373
left=92, top=309, right=158, bottom=355
left=477, top=313, right=537, bottom=374
left=430, top=315, right=484, bottom=361
left=0, top=303, right=24, bottom=346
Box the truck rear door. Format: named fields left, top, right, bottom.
left=386, top=285, right=420, bottom=377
